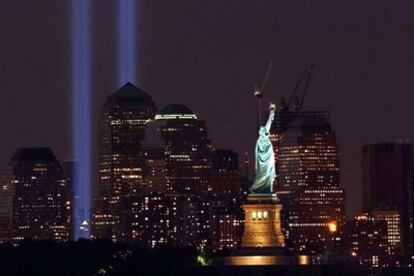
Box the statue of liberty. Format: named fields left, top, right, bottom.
left=249, top=103, right=276, bottom=194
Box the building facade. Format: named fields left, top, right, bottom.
left=142, top=148, right=167, bottom=193
left=93, top=83, right=156, bottom=241
left=270, top=110, right=331, bottom=189
left=154, top=104, right=212, bottom=247
left=209, top=204, right=243, bottom=252
left=371, top=209, right=402, bottom=257
left=211, top=150, right=241, bottom=195
left=121, top=192, right=175, bottom=247
left=275, top=114, right=345, bottom=254
left=343, top=213, right=391, bottom=268
left=156, top=104, right=212, bottom=196
left=62, top=160, right=75, bottom=240
left=284, top=186, right=345, bottom=254
left=362, top=143, right=414, bottom=257
left=0, top=148, right=68, bottom=242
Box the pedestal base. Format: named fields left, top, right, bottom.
left=241, top=194, right=285, bottom=248
left=216, top=254, right=310, bottom=266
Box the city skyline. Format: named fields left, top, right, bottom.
left=2, top=1, right=414, bottom=273
left=0, top=1, right=414, bottom=229
left=1, top=1, right=414, bottom=218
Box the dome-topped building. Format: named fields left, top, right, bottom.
left=155, top=103, right=197, bottom=120
left=140, top=102, right=212, bottom=247
left=152, top=103, right=211, bottom=196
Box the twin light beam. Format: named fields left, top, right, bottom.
left=71, top=0, right=137, bottom=239
left=118, top=0, right=136, bottom=85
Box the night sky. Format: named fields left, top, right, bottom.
left=1, top=0, right=414, bottom=216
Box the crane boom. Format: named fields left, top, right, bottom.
left=259, top=61, right=274, bottom=93
left=286, top=67, right=307, bottom=110
left=253, top=61, right=274, bottom=127
left=299, top=64, right=314, bottom=110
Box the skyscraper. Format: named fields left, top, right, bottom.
left=275, top=114, right=345, bottom=254
left=142, top=148, right=167, bottom=193
left=0, top=166, right=13, bottom=242
left=0, top=148, right=68, bottom=242
left=343, top=213, right=391, bottom=268
left=270, top=110, right=331, bottom=188
left=141, top=119, right=168, bottom=193
left=371, top=209, right=402, bottom=256
left=122, top=192, right=175, bottom=247
left=154, top=103, right=212, bottom=247
left=209, top=198, right=243, bottom=252
left=277, top=116, right=340, bottom=191
left=107, top=103, right=212, bottom=247
left=62, top=160, right=75, bottom=240
left=93, top=83, right=156, bottom=241
left=285, top=187, right=346, bottom=254
left=212, top=150, right=239, bottom=172
left=155, top=104, right=212, bottom=196
left=361, top=143, right=414, bottom=257
left=211, top=150, right=241, bottom=195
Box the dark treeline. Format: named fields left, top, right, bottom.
left=0, top=239, right=198, bottom=275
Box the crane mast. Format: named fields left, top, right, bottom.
left=254, top=61, right=273, bottom=127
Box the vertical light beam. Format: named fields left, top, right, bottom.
left=72, top=0, right=92, bottom=239
left=118, top=0, right=136, bottom=85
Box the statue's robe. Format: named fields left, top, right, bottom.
left=249, top=111, right=276, bottom=194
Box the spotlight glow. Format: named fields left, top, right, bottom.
left=118, top=0, right=136, bottom=85
left=71, top=0, right=92, bottom=239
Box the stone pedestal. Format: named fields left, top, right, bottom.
left=241, top=194, right=285, bottom=248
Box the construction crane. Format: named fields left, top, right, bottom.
left=284, top=67, right=307, bottom=111
left=297, top=64, right=314, bottom=111
left=254, top=61, right=273, bottom=126
left=282, top=64, right=314, bottom=112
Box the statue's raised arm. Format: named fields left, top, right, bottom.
left=264, top=103, right=276, bottom=133
left=249, top=103, right=277, bottom=195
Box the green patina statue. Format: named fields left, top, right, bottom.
left=249, top=103, right=276, bottom=195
